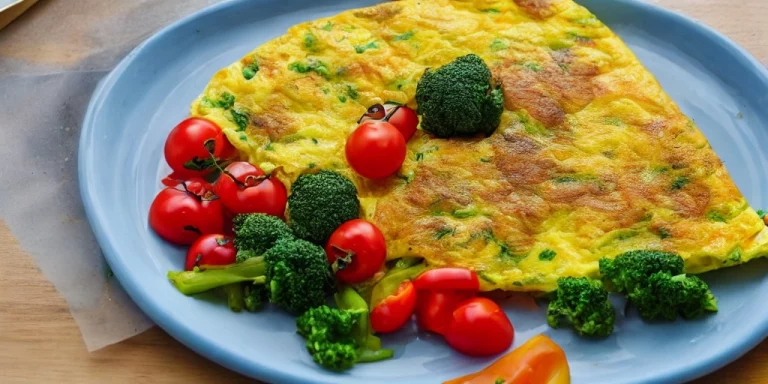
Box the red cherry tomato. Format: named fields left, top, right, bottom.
left=325, top=219, right=387, bottom=284
left=415, top=290, right=474, bottom=335
left=444, top=297, right=514, bottom=357
left=385, top=104, right=418, bottom=141
left=164, top=117, right=235, bottom=179
left=413, top=268, right=480, bottom=291
left=214, top=161, right=287, bottom=217
left=370, top=280, right=417, bottom=333
left=185, top=234, right=237, bottom=270
left=345, top=121, right=406, bottom=179
left=149, top=178, right=224, bottom=245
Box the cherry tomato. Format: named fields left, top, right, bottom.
left=444, top=297, right=514, bottom=357
left=149, top=178, right=224, bottom=245
left=164, top=117, right=235, bottom=179
left=385, top=104, right=418, bottom=141
left=444, top=335, right=570, bottom=384
left=413, top=268, right=480, bottom=292
left=370, top=280, right=417, bottom=333
left=416, top=290, right=474, bottom=335
left=325, top=219, right=387, bottom=284
left=185, top=234, right=237, bottom=271
left=358, top=103, right=419, bottom=142
left=345, top=121, right=406, bottom=179
left=214, top=161, right=287, bottom=216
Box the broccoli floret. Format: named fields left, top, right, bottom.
left=599, top=250, right=683, bottom=293
left=630, top=272, right=718, bottom=321
left=287, top=171, right=360, bottom=244
left=243, top=284, right=269, bottom=312
left=297, top=288, right=393, bottom=372
left=415, top=54, right=504, bottom=138
left=264, top=238, right=332, bottom=314
left=233, top=213, right=294, bottom=261
left=168, top=238, right=330, bottom=314
left=547, top=277, right=615, bottom=337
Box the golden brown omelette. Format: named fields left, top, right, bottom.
left=190, top=0, right=768, bottom=292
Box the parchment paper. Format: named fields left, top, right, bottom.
left=0, top=0, right=217, bottom=351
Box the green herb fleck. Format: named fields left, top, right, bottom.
left=572, top=16, right=599, bottom=26
left=415, top=152, right=424, bottom=162
left=452, top=208, right=479, bottom=219
left=230, top=109, right=248, bottom=131
left=242, top=59, right=259, bottom=80
left=706, top=211, right=727, bottom=222
left=478, top=271, right=497, bottom=284
left=490, top=39, right=509, bottom=52
left=354, top=41, right=379, bottom=53
left=308, top=163, right=316, bottom=169
left=480, top=157, right=491, bottom=163
left=671, top=176, right=690, bottom=190
left=311, top=138, right=319, bottom=144
left=321, top=22, right=333, bottom=31
left=523, top=62, right=542, bottom=72
left=482, top=8, right=500, bottom=14
left=538, top=249, right=557, bottom=261
left=658, top=227, right=671, bottom=239
left=604, top=117, right=623, bottom=126
left=202, top=92, right=235, bottom=109
left=264, top=141, right=274, bottom=151
left=288, top=59, right=330, bottom=79
left=396, top=172, right=415, bottom=184
left=304, top=32, right=318, bottom=50
left=495, top=379, right=505, bottom=384
left=346, top=85, right=359, bottom=100
left=558, top=62, right=569, bottom=73
left=434, top=227, right=455, bottom=240
left=338, top=95, right=347, bottom=103
left=567, top=31, right=592, bottom=43
left=554, top=174, right=596, bottom=183
left=728, top=247, right=743, bottom=262
left=393, top=31, right=414, bottom=41
left=512, top=281, right=523, bottom=287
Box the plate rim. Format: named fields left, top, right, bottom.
left=78, top=0, right=768, bottom=383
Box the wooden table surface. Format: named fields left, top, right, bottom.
left=2, top=1, right=768, bottom=383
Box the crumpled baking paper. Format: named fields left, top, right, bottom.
left=0, top=0, right=217, bottom=351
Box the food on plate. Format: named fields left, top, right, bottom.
left=168, top=238, right=331, bottom=314
left=345, top=119, right=407, bottom=179
left=445, top=334, right=570, bottom=384
left=600, top=250, right=717, bottom=321
left=150, top=0, right=768, bottom=375
left=232, top=213, right=293, bottom=261
left=546, top=277, right=615, bottom=337
left=213, top=161, right=288, bottom=217
left=358, top=103, right=419, bottom=141
left=325, top=219, right=387, bottom=284
left=185, top=234, right=237, bottom=271
left=287, top=170, right=360, bottom=244
left=443, top=297, right=515, bottom=357
left=149, top=178, right=224, bottom=245
left=415, top=54, right=504, bottom=138
left=190, top=0, right=768, bottom=293
left=163, top=117, right=234, bottom=179
left=370, top=279, right=417, bottom=333
left=297, top=287, right=394, bottom=371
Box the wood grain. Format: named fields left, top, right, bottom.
left=1, top=0, right=767, bottom=383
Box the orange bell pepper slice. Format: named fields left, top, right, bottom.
left=444, top=334, right=570, bottom=384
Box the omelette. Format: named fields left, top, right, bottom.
left=190, top=0, right=768, bottom=292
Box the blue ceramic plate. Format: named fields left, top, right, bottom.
left=79, top=1, right=768, bottom=383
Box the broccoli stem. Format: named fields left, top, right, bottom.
left=223, top=283, right=244, bottom=312
left=335, top=287, right=370, bottom=346
left=167, top=257, right=267, bottom=295
left=356, top=348, right=394, bottom=363
left=370, top=263, right=426, bottom=307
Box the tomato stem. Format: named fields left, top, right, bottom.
left=330, top=244, right=355, bottom=272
